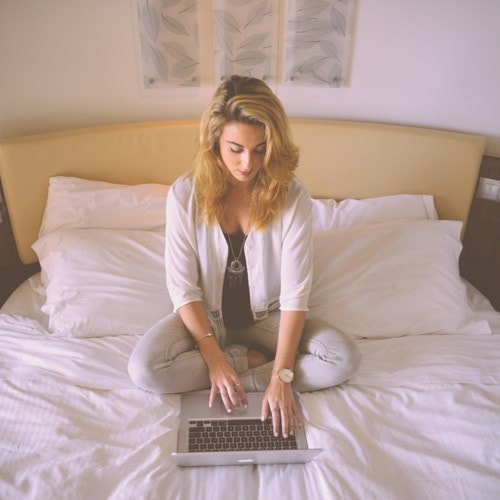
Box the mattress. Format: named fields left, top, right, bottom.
left=1, top=276, right=499, bottom=500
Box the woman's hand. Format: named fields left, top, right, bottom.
left=262, top=310, right=306, bottom=437
left=176, top=301, right=248, bottom=412
left=261, top=378, right=302, bottom=438
left=206, top=351, right=248, bottom=413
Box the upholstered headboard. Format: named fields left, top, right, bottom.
left=0, top=119, right=486, bottom=264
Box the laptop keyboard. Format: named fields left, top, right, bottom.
left=188, top=418, right=298, bottom=452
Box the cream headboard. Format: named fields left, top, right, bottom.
left=0, top=119, right=486, bottom=264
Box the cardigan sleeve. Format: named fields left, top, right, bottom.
left=165, top=175, right=204, bottom=311
left=279, top=179, right=313, bottom=311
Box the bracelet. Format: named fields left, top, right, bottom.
left=196, top=332, right=215, bottom=345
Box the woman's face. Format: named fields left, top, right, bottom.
left=219, top=121, right=266, bottom=186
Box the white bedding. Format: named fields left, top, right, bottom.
left=1, top=277, right=499, bottom=500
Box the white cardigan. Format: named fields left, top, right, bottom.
left=165, top=174, right=313, bottom=337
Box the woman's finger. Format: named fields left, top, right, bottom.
left=271, top=405, right=281, bottom=437
left=261, top=399, right=269, bottom=422
left=292, top=399, right=303, bottom=429
left=219, top=385, right=234, bottom=413
left=280, top=409, right=290, bottom=438
left=209, top=385, right=218, bottom=408
left=228, top=383, right=243, bottom=408
left=232, top=381, right=249, bottom=408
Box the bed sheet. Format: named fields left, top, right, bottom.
left=1, top=277, right=499, bottom=500
left=1, top=377, right=499, bottom=500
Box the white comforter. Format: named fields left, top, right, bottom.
left=0, top=281, right=499, bottom=500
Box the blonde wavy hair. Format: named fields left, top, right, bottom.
left=192, top=75, right=299, bottom=230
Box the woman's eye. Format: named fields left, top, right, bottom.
left=230, top=148, right=243, bottom=154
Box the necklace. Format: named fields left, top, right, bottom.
left=226, top=232, right=247, bottom=289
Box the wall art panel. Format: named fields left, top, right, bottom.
left=136, top=0, right=201, bottom=88
left=285, top=0, right=352, bottom=87
left=212, top=0, right=279, bottom=83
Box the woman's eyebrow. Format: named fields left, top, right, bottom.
left=227, top=140, right=267, bottom=148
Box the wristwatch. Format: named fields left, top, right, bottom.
left=273, top=368, right=294, bottom=384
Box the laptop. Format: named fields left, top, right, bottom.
left=171, top=391, right=322, bottom=467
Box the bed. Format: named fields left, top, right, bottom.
left=0, top=119, right=499, bottom=500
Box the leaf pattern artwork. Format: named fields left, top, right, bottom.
left=212, top=0, right=278, bottom=83
left=285, top=0, right=351, bottom=87
left=136, top=0, right=200, bottom=88
left=134, top=0, right=354, bottom=89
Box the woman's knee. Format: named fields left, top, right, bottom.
left=128, top=348, right=165, bottom=393
left=338, top=338, right=362, bottom=382
left=127, top=313, right=194, bottom=392
left=128, top=350, right=201, bottom=394
left=301, top=317, right=362, bottom=382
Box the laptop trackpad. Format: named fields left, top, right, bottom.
left=181, top=392, right=263, bottom=419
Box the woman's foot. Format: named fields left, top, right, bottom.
left=247, top=344, right=275, bottom=368
left=247, top=349, right=269, bottom=368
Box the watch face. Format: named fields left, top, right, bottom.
left=278, top=368, right=294, bottom=383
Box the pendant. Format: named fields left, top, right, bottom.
left=227, top=258, right=246, bottom=288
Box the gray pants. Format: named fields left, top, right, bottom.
left=128, top=311, right=361, bottom=394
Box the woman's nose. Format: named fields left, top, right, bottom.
left=242, top=151, right=256, bottom=170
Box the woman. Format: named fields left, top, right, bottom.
left=128, top=75, right=361, bottom=438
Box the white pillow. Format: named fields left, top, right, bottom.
left=32, top=228, right=173, bottom=338
left=308, top=220, right=491, bottom=338
left=39, top=176, right=169, bottom=237
left=312, top=194, right=437, bottom=232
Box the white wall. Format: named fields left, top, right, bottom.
left=1, top=0, right=499, bottom=156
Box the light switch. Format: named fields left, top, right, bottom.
left=477, top=177, right=500, bottom=202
